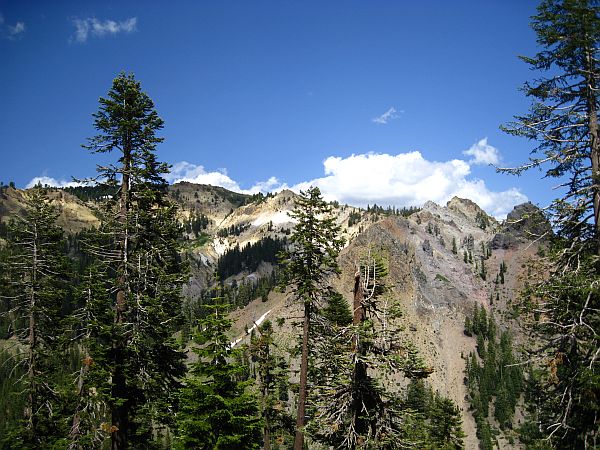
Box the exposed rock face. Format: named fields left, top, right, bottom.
left=492, top=202, right=552, bottom=249
left=422, top=239, right=433, bottom=256
left=447, top=196, right=496, bottom=227
left=325, top=200, right=541, bottom=449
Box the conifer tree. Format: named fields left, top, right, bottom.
left=1, top=187, right=72, bottom=447
left=429, top=394, right=466, bottom=449
left=278, top=186, right=344, bottom=450
left=80, top=72, right=187, bottom=449
left=249, top=320, right=294, bottom=449
left=321, top=291, right=353, bottom=327
left=175, top=290, right=262, bottom=449
left=308, top=249, right=434, bottom=449
left=67, top=261, right=114, bottom=449
left=502, top=1, right=600, bottom=445
left=502, top=0, right=600, bottom=250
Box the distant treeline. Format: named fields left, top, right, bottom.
left=217, top=236, right=287, bottom=280
left=63, top=185, right=118, bottom=202
left=348, top=205, right=421, bottom=226
left=366, top=204, right=421, bottom=217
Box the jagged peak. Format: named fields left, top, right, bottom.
left=447, top=196, right=496, bottom=225
left=274, top=188, right=296, bottom=199
left=447, top=196, right=487, bottom=217
left=422, top=200, right=441, bottom=211
left=491, top=202, right=551, bottom=249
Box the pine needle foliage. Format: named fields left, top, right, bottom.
left=278, top=186, right=345, bottom=450
left=249, top=320, right=295, bottom=449
left=175, top=290, right=262, bottom=450
left=502, top=1, right=600, bottom=446
left=308, top=249, right=445, bottom=449
left=500, top=0, right=600, bottom=253
left=75, top=72, right=187, bottom=449
left=0, top=187, right=73, bottom=448
left=464, top=305, right=524, bottom=448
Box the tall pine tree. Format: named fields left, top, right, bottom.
left=80, top=72, right=187, bottom=449
left=279, top=186, right=344, bottom=450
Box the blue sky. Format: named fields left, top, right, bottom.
left=1, top=0, right=552, bottom=217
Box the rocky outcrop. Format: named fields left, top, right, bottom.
left=447, top=196, right=495, bottom=226
left=492, top=202, right=551, bottom=249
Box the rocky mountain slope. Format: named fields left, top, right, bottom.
left=0, top=183, right=548, bottom=448
left=222, top=194, right=545, bottom=449
left=0, top=186, right=99, bottom=233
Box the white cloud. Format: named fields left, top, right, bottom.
left=26, top=176, right=83, bottom=189
left=167, top=147, right=525, bottom=218
left=463, top=137, right=501, bottom=165
left=292, top=151, right=526, bottom=219
left=1, top=13, right=26, bottom=40
left=71, top=17, right=137, bottom=43
left=166, top=161, right=287, bottom=195
left=28, top=140, right=525, bottom=219
left=8, top=21, right=25, bottom=36
left=372, top=107, right=400, bottom=124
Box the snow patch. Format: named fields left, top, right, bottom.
left=230, top=309, right=273, bottom=348
left=252, top=210, right=293, bottom=227
left=213, top=238, right=229, bottom=256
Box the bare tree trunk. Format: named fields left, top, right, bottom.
left=111, top=365, right=128, bottom=450
left=69, top=349, right=90, bottom=449
left=351, top=270, right=368, bottom=445
left=115, top=142, right=130, bottom=324
left=70, top=281, right=93, bottom=449
left=263, top=415, right=271, bottom=450
left=25, top=224, right=38, bottom=435
left=586, top=50, right=600, bottom=256
left=352, top=270, right=365, bottom=345
left=112, top=140, right=130, bottom=450
left=263, top=344, right=272, bottom=450
left=294, top=302, right=310, bottom=450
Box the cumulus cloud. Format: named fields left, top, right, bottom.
left=71, top=17, right=137, bottom=43
left=165, top=161, right=287, bottom=195
left=372, top=107, right=400, bottom=124
left=26, top=176, right=83, bottom=189
left=28, top=139, right=525, bottom=219
left=1, top=13, right=26, bottom=40
left=463, top=137, right=501, bottom=165
left=167, top=143, right=525, bottom=219
left=292, top=151, right=526, bottom=219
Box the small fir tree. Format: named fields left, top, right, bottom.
left=175, top=290, right=262, bottom=449
left=249, top=320, right=294, bottom=449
